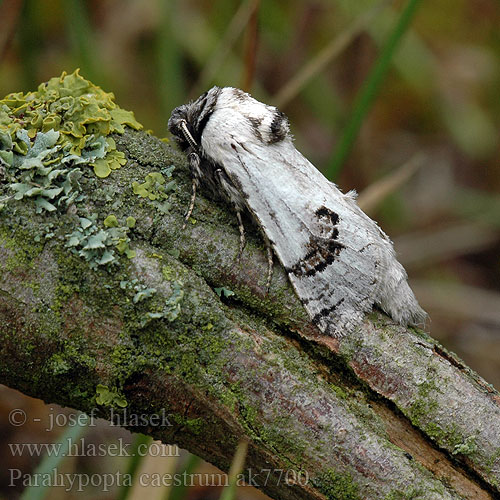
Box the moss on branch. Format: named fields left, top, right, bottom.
left=1, top=73, right=499, bottom=500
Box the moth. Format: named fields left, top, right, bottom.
left=168, top=87, right=426, bottom=336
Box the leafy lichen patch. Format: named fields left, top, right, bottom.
left=95, top=383, right=128, bottom=408
left=0, top=70, right=146, bottom=270
left=65, top=214, right=136, bottom=268
left=0, top=69, right=141, bottom=184
left=132, top=167, right=176, bottom=213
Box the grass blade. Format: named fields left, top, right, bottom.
left=20, top=413, right=89, bottom=500
left=357, top=153, right=424, bottom=213
left=219, top=440, right=248, bottom=500
left=240, top=0, right=260, bottom=92
left=274, top=0, right=391, bottom=109
left=166, top=453, right=202, bottom=500
left=190, top=0, right=258, bottom=97
left=116, top=433, right=153, bottom=500
left=18, top=0, right=39, bottom=90
left=327, top=0, right=423, bottom=180
left=157, top=0, right=184, bottom=117
left=63, top=0, right=100, bottom=83
left=0, top=0, right=23, bottom=63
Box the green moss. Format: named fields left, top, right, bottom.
left=408, top=398, right=438, bottom=427
left=311, top=469, right=360, bottom=500
left=331, top=384, right=349, bottom=399
left=0, top=226, right=44, bottom=270
left=49, top=353, right=71, bottom=375
left=171, top=414, right=204, bottom=435
left=486, top=448, right=500, bottom=476
left=423, top=422, right=447, bottom=443
left=407, top=373, right=441, bottom=428
left=259, top=415, right=308, bottom=458
left=404, top=366, right=480, bottom=459
left=383, top=487, right=424, bottom=500
left=421, top=420, right=478, bottom=459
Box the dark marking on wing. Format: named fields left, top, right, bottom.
left=196, top=111, right=211, bottom=141
left=311, top=298, right=345, bottom=326
left=285, top=205, right=344, bottom=277
left=232, top=88, right=248, bottom=101
left=315, top=206, right=339, bottom=225
left=268, top=110, right=289, bottom=144
left=286, top=238, right=344, bottom=277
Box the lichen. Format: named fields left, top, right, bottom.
left=95, top=384, right=128, bottom=408
left=0, top=69, right=141, bottom=183
left=0, top=70, right=144, bottom=269
left=214, top=286, right=235, bottom=298
left=141, top=281, right=185, bottom=326
left=452, top=434, right=478, bottom=456
left=132, top=167, right=176, bottom=213
left=65, top=214, right=136, bottom=268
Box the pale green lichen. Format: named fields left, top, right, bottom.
left=142, top=280, right=185, bottom=325
left=119, top=278, right=157, bottom=305
left=95, top=384, right=128, bottom=408
left=0, top=69, right=141, bottom=180
left=66, top=214, right=136, bottom=268
left=0, top=70, right=144, bottom=269
left=451, top=434, right=478, bottom=456
left=132, top=167, right=176, bottom=213
left=1, top=128, right=89, bottom=212
left=214, top=286, right=235, bottom=298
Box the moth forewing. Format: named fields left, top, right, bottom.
left=168, top=87, right=426, bottom=337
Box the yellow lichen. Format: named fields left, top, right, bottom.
left=0, top=69, right=142, bottom=179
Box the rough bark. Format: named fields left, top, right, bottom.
left=1, top=129, right=499, bottom=500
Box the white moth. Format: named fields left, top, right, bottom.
left=168, top=87, right=426, bottom=337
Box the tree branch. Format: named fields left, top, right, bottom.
left=1, top=129, right=499, bottom=499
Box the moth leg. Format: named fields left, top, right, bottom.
left=235, top=209, right=246, bottom=263
left=215, top=167, right=247, bottom=263
left=182, top=152, right=200, bottom=230
left=264, top=235, right=273, bottom=291
left=182, top=179, right=197, bottom=230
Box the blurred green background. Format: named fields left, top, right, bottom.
left=1, top=0, right=499, bottom=498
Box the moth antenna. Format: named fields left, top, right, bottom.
left=180, top=120, right=198, bottom=149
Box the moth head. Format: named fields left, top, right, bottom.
left=168, top=87, right=222, bottom=152
left=168, top=104, right=198, bottom=152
